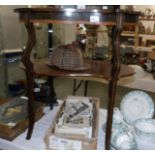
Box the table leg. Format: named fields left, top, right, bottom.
left=47, top=77, right=58, bottom=109
left=105, top=12, right=124, bottom=150
left=84, top=81, right=88, bottom=96
left=72, top=80, right=88, bottom=96
left=72, top=79, right=83, bottom=95
left=22, top=22, right=35, bottom=140
left=73, top=79, right=76, bottom=95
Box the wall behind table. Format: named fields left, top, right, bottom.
left=0, top=6, right=27, bottom=97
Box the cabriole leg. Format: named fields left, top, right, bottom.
left=22, top=22, right=35, bottom=140
left=105, top=12, right=124, bottom=150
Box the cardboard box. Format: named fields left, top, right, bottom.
left=44, top=96, right=100, bottom=150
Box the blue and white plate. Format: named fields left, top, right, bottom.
left=120, top=90, right=154, bottom=124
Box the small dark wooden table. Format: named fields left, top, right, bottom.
left=15, top=7, right=140, bottom=150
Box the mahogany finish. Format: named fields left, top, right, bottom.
left=106, top=12, right=124, bottom=149
left=22, top=22, right=36, bottom=140
left=15, top=7, right=140, bottom=149
left=21, top=59, right=134, bottom=81
left=15, top=8, right=140, bottom=25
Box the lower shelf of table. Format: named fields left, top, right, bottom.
left=20, top=59, right=135, bottom=81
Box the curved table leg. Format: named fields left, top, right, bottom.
left=105, top=12, right=124, bottom=150
left=22, top=22, right=35, bottom=140
left=84, top=81, right=88, bottom=96
left=73, top=80, right=84, bottom=95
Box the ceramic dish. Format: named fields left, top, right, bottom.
left=112, top=107, right=124, bottom=124
left=111, top=128, right=137, bottom=150
left=134, top=118, right=155, bottom=142
left=120, top=90, right=154, bottom=124
left=110, top=145, right=117, bottom=150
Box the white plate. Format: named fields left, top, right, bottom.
left=120, top=90, right=154, bottom=124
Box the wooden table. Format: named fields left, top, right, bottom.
left=15, top=7, right=140, bottom=149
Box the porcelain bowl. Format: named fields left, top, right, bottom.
left=134, top=118, right=155, bottom=142
left=111, top=128, right=137, bottom=150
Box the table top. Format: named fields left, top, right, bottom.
left=14, top=8, right=140, bottom=25
left=20, top=59, right=134, bottom=81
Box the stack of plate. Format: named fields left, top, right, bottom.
left=110, top=90, right=155, bottom=150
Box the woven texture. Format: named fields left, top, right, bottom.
left=49, top=43, right=84, bottom=70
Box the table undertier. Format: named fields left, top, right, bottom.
left=21, top=59, right=134, bottom=81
